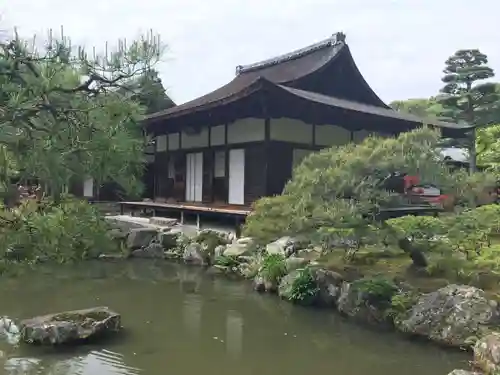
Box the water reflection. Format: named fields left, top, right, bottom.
left=2, top=349, right=142, bottom=375
left=0, top=261, right=468, bottom=375
left=183, top=294, right=202, bottom=338
left=4, top=357, right=41, bottom=375
left=225, top=310, right=243, bottom=359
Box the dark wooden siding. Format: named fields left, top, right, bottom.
left=154, top=152, right=169, bottom=199
left=266, top=141, right=293, bottom=196
left=244, top=144, right=267, bottom=204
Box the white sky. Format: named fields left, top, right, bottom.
left=2, top=0, right=499, bottom=105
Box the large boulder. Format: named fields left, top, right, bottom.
left=149, top=217, right=178, bottom=227
left=131, top=243, right=165, bottom=259
left=126, top=228, right=158, bottom=250
left=266, top=236, right=297, bottom=257
left=278, top=270, right=302, bottom=301
left=158, top=229, right=182, bottom=250
left=474, top=332, right=500, bottom=374
left=20, top=307, right=121, bottom=345
left=182, top=243, right=208, bottom=266
left=278, top=268, right=344, bottom=306
left=337, top=278, right=398, bottom=327
left=253, top=274, right=278, bottom=293
left=313, top=268, right=344, bottom=307
left=214, top=245, right=226, bottom=258
left=195, top=229, right=231, bottom=246
left=223, top=241, right=255, bottom=257
left=395, top=284, right=500, bottom=347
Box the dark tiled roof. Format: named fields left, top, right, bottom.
left=276, top=85, right=471, bottom=130
left=145, top=33, right=346, bottom=122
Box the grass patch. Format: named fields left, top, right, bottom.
left=317, top=247, right=454, bottom=293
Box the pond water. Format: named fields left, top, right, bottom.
left=0, top=260, right=467, bottom=375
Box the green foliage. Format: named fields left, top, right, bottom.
left=444, top=204, right=500, bottom=259
left=351, top=277, right=398, bottom=307
left=437, top=49, right=498, bottom=126
left=477, top=124, right=500, bottom=168
left=120, top=69, right=175, bottom=114
left=260, top=253, right=287, bottom=284
left=214, top=255, right=240, bottom=268
left=0, top=198, right=118, bottom=263
left=390, top=291, right=419, bottom=312
left=245, top=128, right=490, bottom=268
left=287, top=267, right=320, bottom=304
left=244, top=194, right=295, bottom=244
left=0, top=29, right=164, bottom=199
left=390, top=97, right=443, bottom=118
left=385, top=290, right=420, bottom=321
left=386, top=215, right=446, bottom=251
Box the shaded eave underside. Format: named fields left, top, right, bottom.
left=276, top=85, right=470, bottom=130
left=146, top=77, right=470, bottom=132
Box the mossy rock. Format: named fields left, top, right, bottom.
left=20, top=307, right=121, bottom=345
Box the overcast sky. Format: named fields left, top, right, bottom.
left=2, top=0, right=499, bottom=105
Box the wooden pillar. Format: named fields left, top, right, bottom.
left=224, top=123, right=229, bottom=203
left=264, top=117, right=271, bottom=195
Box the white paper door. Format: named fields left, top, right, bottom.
left=228, top=149, right=245, bottom=205
left=185, top=152, right=203, bottom=202
left=185, top=154, right=193, bottom=201
left=83, top=178, right=94, bottom=197
left=193, top=152, right=203, bottom=202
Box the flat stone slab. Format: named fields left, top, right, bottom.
left=20, top=306, right=121, bottom=345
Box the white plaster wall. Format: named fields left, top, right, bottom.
left=181, top=128, right=209, bottom=149
left=210, top=125, right=225, bottom=146
left=227, top=118, right=265, bottom=144
left=270, top=118, right=313, bottom=144
left=315, top=125, right=351, bottom=146
left=156, top=135, right=167, bottom=152
left=168, top=133, right=180, bottom=151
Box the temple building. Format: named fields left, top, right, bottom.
left=142, top=32, right=470, bottom=213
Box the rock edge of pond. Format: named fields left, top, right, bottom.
left=56, top=218, right=500, bottom=374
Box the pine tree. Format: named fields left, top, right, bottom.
left=122, top=69, right=176, bottom=114
left=437, top=49, right=498, bottom=126
left=0, top=29, right=164, bottom=200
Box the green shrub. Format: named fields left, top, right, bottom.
left=214, top=255, right=240, bottom=268
left=444, top=205, right=500, bottom=259
left=386, top=215, right=447, bottom=252
left=260, top=253, right=287, bottom=284
left=287, top=267, right=320, bottom=304
left=243, top=128, right=495, bottom=269
left=244, top=195, right=295, bottom=244
left=0, top=198, right=118, bottom=263
left=385, top=290, right=420, bottom=321
left=351, top=277, right=398, bottom=307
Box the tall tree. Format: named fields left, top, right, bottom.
left=437, top=49, right=498, bottom=126
left=436, top=49, right=499, bottom=171
left=390, top=97, right=443, bottom=118
left=122, top=68, right=175, bottom=114
left=0, top=29, right=164, bottom=200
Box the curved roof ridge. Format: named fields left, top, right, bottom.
left=235, top=32, right=346, bottom=75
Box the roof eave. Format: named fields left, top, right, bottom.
left=143, top=77, right=270, bottom=125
